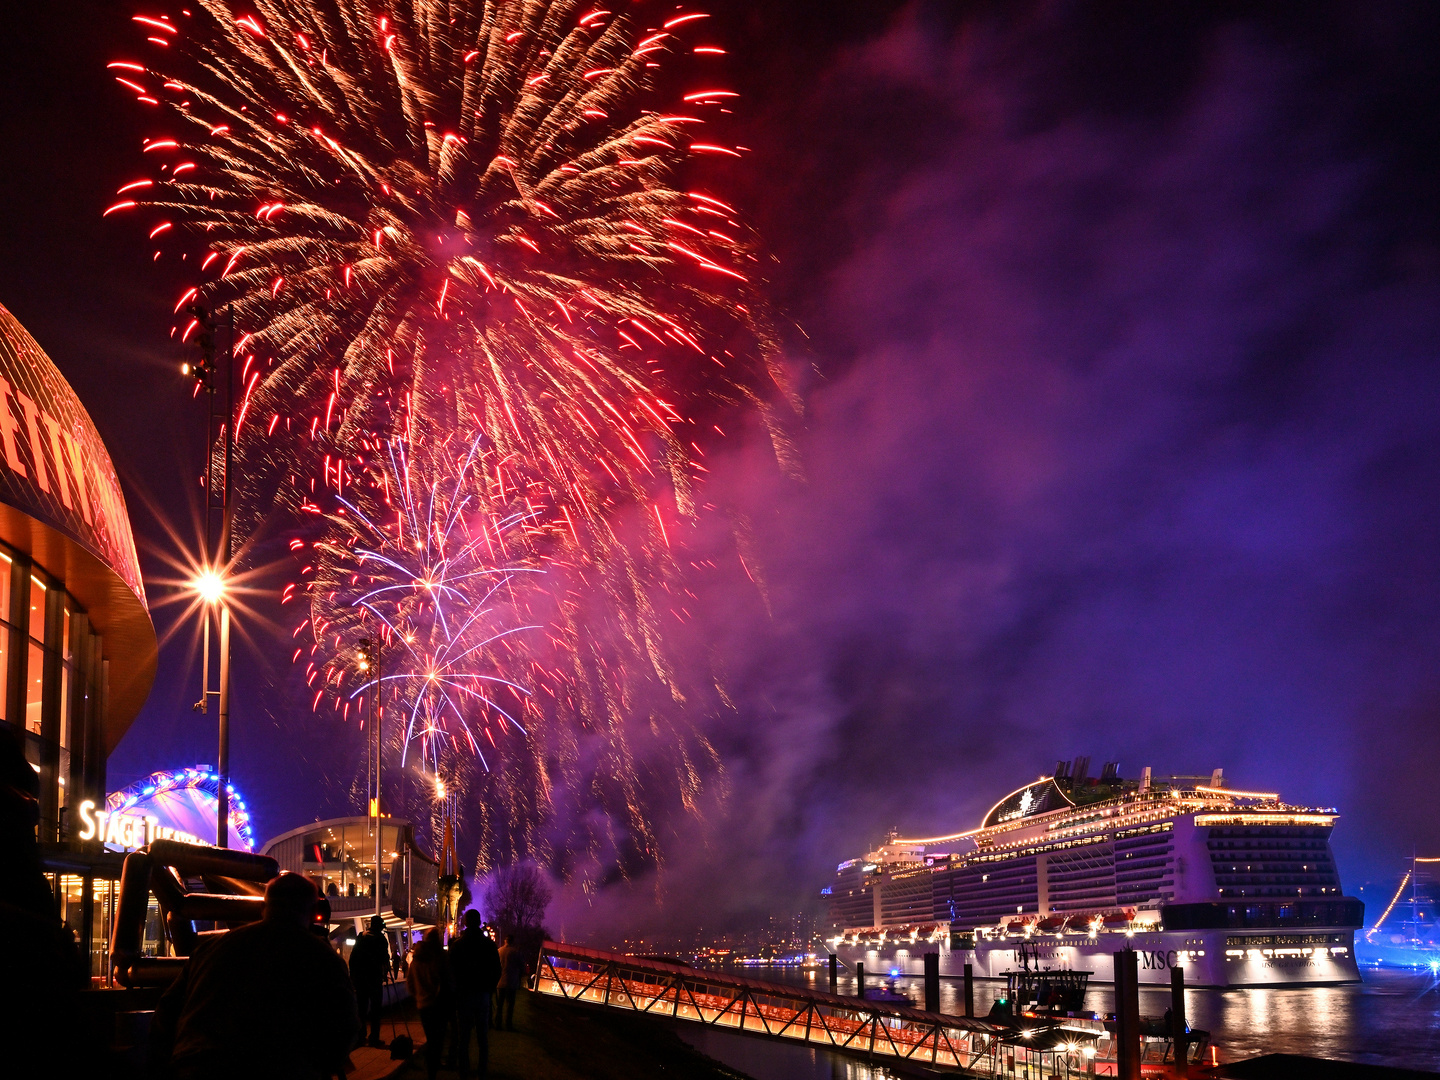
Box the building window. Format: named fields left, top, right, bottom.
left=25, top=573, right=45, bottom=735
left=58, top=605, right=72, bottom=814
left=60, top=606, right=71, bottom=746
left=0, top=550, right=11, bottom=724
left=300, top=822, right=398, bottom=901
left=91, top=877, right=116, bottom=979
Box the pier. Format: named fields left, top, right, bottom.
left=536, top=941, right=1119, bottom=1076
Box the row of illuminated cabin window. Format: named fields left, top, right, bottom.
left=1206, top=829, right=1338, bottom=889
left=833, top=848, right=1171, bottom=928
left=845, top=850, right=1179, bottom=927
left=828, top=826, right=1341, bottom=929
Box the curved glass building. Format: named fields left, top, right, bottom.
left=0, top=300, right=158, bottom=977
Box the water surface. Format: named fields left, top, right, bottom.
left=694, top=963, right=1440, bottom=1073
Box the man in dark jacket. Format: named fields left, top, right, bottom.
left=449, top=909, right=502, bottom=1078
left=150, top=873, right=357, bottom=1080
left=349, top=914, right=392, bottom=1047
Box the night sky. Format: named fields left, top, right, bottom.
left=3, top=0, right=1440, bottom=939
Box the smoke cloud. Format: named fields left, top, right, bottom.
left=551, top=0, right=1440, bottom=938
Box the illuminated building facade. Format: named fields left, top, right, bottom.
left=0, top=300, right=158, bottom=978
left=262, top=815, right=441, bottom=931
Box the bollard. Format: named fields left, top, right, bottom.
left=924, top=952, right=940, bottom=1013
left=856, top=962, right=866, bottom=1000
left=963, top=962, right=974, bottom=1018
left=1114, top=950, right=1140, bottom=1080
left=1171, top=964, right=1188, bottom=1078
left=829, top=953, right=838, bottom=995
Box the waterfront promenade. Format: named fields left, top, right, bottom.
left=370, top=990, right=750, bottom=1080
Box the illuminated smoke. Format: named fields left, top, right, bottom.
left=108, top=1, right=791, bottom=881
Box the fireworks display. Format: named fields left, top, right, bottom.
left=109, top=0, right=788, bottom=532
left=300, top=414, right=727, bottom=876
left=110, top=0, right=788, bottom=878
left=302, top=424, right=541, bottom=771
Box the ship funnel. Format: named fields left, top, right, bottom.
left=1209, top=768, right=1224, bottom=789
left=1140, top=766, right=1152, bottom=792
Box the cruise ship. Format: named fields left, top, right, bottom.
left=823, top=759, right=1363, bottom=988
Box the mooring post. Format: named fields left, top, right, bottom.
left=963, top=962, right=974, bottom=1018
left=1171, top=964, right=1188, bottom=1077
left=924, top=952, right=940, bottom=1012
left=856, top=961, right=866, bottom=999
left=829, top=953, right=838, bottom=994
left=1114, top=949, right=1140, bottom=1080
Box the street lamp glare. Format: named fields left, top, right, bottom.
left=194, top=569, right=226, bottom=605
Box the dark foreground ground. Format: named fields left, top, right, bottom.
left=386, top=989, right=753, bottom=1080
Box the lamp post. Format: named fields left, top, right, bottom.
left=358, top=638, right=381, bottom=918
left=191, top=568, right=229, bottom=846
left=185, top=301, right=234, bottom=848
left=217, top=603, right=231, bottom=847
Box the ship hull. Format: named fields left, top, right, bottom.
left=837, top=929, right=1360, bottom=988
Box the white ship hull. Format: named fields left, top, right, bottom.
left=837, top=928, right=1360, bottom=988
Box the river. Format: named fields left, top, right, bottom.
left=674, top=963, right=1440, bottom=1078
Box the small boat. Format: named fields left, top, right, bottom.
left=989, top=941, right=1092, bottom=1020
left=863, top=979, right=915, bottom=1006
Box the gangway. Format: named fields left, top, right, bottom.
left=534, top=941, right=1111, bottom=1076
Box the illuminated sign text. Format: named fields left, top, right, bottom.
left=76, top=799, right=203, bottom=850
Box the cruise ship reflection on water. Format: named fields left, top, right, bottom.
left=744, top=965, right=1440, bottom=1073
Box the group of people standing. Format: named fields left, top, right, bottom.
left=349, top=906, right=529, bottom=1080
left=147, top=871, right=530, bottom=1080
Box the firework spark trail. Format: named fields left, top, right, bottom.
left=302, top=428, right=542, bottom=770
left=110, top=0, right=793, bottom=542
left=113, top=0, right=790, bottom=880
left=304, top=422, right=724, bottom=877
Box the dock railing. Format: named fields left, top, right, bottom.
left=534, top=941, right=1114, bottom=1075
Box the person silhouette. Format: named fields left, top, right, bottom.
left=494, top=934, right=527, bottom=1031
left=449, top=909, right=502, bottom=1078
left=406, top=928, right=454, bottom=1080
left=0, top=726, right=89, bottom=1071
left=151, top=872, right=357, bottom=1080
left=349, top=915, right=391, bottom=1047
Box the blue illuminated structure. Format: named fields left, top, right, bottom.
left=104, top=767, right=256, bottom=851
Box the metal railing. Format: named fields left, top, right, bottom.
left=534, top=942, right=1115, bottom=1076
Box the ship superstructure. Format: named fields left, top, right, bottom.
left=824, top=759, right=1363, bottom=987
